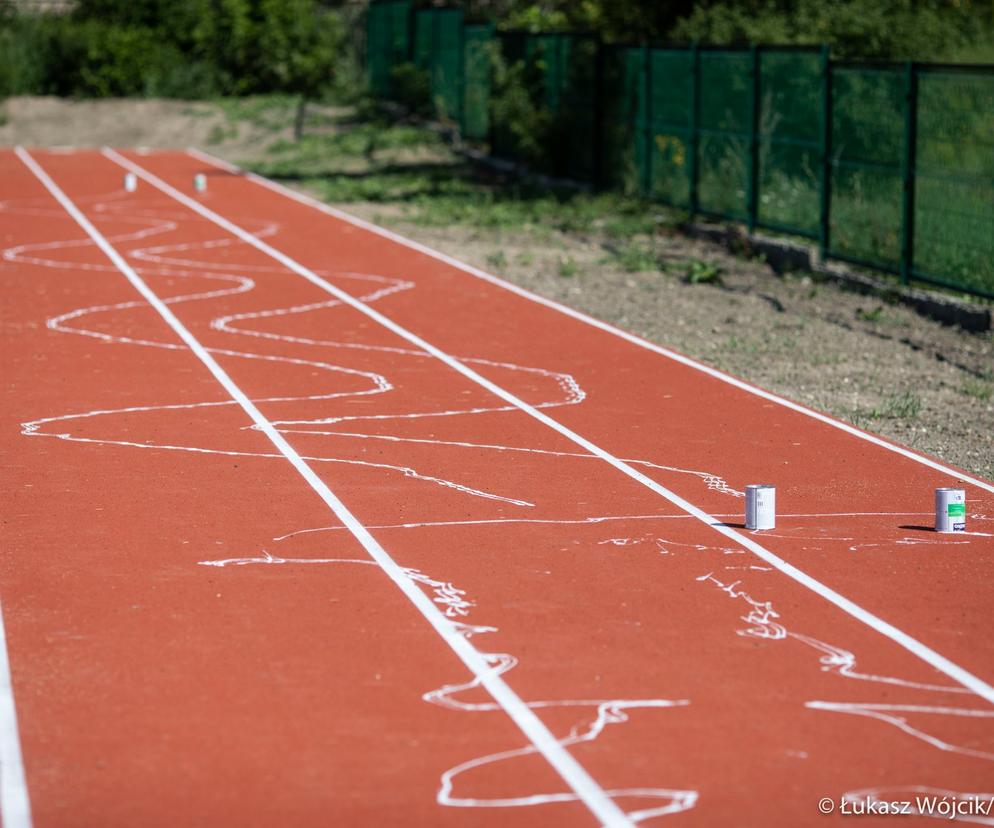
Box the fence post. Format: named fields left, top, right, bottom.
left=747, top=43, right=761, bottom=233
left=430, top=11, right=440, bottom=117
left=900, top=61, right=918, bottom=285
left=643, top=45, right=653, bottom=198
left=592, top=37, right=605, bottom=189
left=818, top=44, right=832, bottom=262
left=383, top=3, right=392, bottom=96
left=689, top=42, right=700, bottom=216
left=457, top=14, right=466, bottom=133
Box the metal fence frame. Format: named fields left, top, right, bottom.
left=365, top=1, right=994, bottom=300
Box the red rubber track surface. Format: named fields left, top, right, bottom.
left=2, top=148, right=993, bottom=827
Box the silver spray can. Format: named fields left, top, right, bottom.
left=124, top=172, right=137, bottom=192
left=935, top=488, right=966, bottom=533
left=745, top=484, right=776, bottom=531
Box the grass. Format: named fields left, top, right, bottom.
left=723, top=335, right=761, bottom=354
left=486, top=250, right=508, bottom=270
left=558, top=256, right=579, bottom=278
left=228, top=100, right=680, bottom=250
left=961, top=379, right=993, bottom=401
left=609, top=242, right=664, bottom=273
left=855, top=391, right=923, bottom=422
left=220, top=93, right=991, bottom=305
left=216, top=95, right=300, bottom=131
left=207, top=123, right=238, bottom=145
left=181, top=104, right=214, bottom=119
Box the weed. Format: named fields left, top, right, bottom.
left=206, top=123, right=236, bottom=145
left=809, top=352, right=845, bottom=367
left=517, top=251, right=535, bottom=266
left=182, top=105, right=213, bottom=118
left=486, top=250, right=508, bottom=270
left=558, top=256, right=579, bottom=278
left=961, top=379, right=993, bottom=401
left=724, top=335, right=760, bottom=354
left=861, top=391, right=923, bottom=420
left=613, top=243, right=660, bottom=273
left=684, top=259, right=723, bottom=285
left=856, top=305, right=885, bottom=323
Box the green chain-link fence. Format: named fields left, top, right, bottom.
left=366, top=1, right=994, bottom=300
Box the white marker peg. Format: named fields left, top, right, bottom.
left=194, top=173, right=207, bottom=193
left=124, top=172, right=137, bottom=192
left=745, top=484, right=776, bottom=530
left=935, top=487, right=966, bottom=533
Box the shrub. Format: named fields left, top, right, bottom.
left=390, top=62, right=431, bottom=115
left=489, top=52, right=552, bottom=168
left=0, top=0, right=342, bottom=100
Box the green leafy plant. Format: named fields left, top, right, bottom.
left=856, top=305, right=885, bottom=322
left=684, top=259, right=723, bottom=285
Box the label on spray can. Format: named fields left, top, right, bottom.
left=745, top=484, right=776, bottom=531
left=935, top=488, right=966, bottom=533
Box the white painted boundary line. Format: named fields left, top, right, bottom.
left=0, top=594, right=32, bottom=828
left=185, top=146, right=994, bottom=497
left=106, top=148, right=994, bottom=706
left=15, top=148, right=636, bottom=828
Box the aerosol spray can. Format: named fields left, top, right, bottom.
left=935, top=488, right=966, bottom=533
left=745, top=484, right=776, bottom=531
left=124, top=172, right=137, bottom=192
left=194, top=173, right=207, bottom=193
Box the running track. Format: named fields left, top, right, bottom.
left=2, top=147, right=993, bottom=827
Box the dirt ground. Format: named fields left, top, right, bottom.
left=3, top=95, right=992, bottom=482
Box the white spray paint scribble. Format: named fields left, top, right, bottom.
left=697, top=573, right=994, bottom=764
left=6, top=191, right=743, bottom=514
left=200, top=551, right=698, bottom=821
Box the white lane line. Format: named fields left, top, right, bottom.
left=0, top=593, right=32, bottom=828
left=106, top=148, right=994, bottom=706
left=185, top=146, right=994, bottom=497
left=16, top=149, right=635, bottom=828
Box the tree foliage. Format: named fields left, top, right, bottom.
left=1, top=0, right=343, bottom=98
left=470, top=0, right=991, bottom=59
